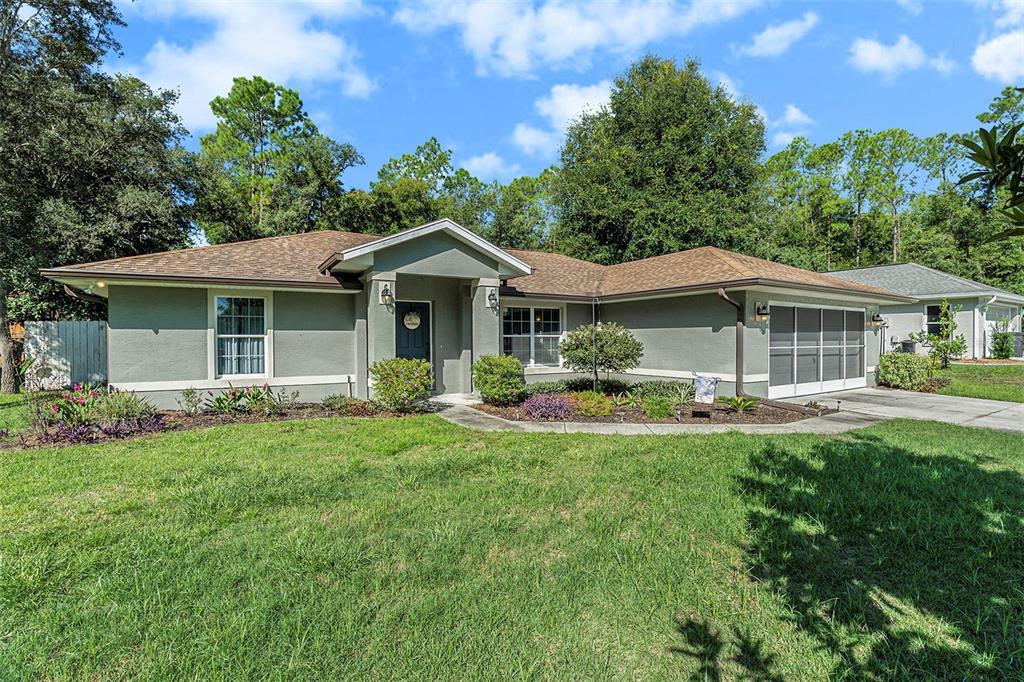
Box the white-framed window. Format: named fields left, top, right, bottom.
left=925, top=304, right=942, bottom=336
left=502, top=305, right=562, bottom=366
left=215, top=296, right=267, bottom=376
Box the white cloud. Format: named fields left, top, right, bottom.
left=120, top=0, right=374, bottom=131
left=996, top=0, right=1024, bottom=27
left=736, top=12, right=818, bottom=57
left=512, top=80, right=611, bottom=157
left=772, top=131, right=799, bottom=147
left=777, top=104, right=813, bottom=127
left=848, top=34, right=955, bottom=80
left=461, top=151, right=520, bottom=180
left=512, top=123, right=560, bottom=157
left=895, top=0, right=923, bottom=15
left=972, top=29, right=1024, bottom=82
left=394, top=0, right=762, bottom=77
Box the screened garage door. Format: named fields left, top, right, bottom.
left=769, top=306, right=866, bottom=398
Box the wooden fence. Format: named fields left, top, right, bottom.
left=23, top=321, right=107, bottom=390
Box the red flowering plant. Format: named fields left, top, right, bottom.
left=39, top=383, right=105, bottom=427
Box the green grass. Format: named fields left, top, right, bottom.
left=0, top=392, right=28, bottom=434
left=2, top=416, right=1023, bottom=679
left=935, top=364, right=1024, bottom=402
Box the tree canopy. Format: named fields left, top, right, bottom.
left=552, top=56, right=766, bottom=264
left=0, top=0, right=194, bottom=390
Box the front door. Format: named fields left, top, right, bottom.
left=395, top=301, right=431, bottom=364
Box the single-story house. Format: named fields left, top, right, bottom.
left=829, top=263, right=1024, bottom=359
left=42, top=219, right=911, bottom=407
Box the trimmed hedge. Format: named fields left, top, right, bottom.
left=878, top=352, right=931, bottom=390
left=369, top=358, right=433, bottom=412
left=473, top=355, right=526, bottom=406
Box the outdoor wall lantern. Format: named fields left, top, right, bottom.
left=870, top=312, right=885, bottom=328
left=754, top=302, right=770, bottom=322
left=486, top=287, right=499, bottom=309
left=379, top=283, right=394, bottom=306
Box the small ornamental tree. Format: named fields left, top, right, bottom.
left=909, top=299, right=968, bottom=369
left=559, top=322, right=643, bottom=388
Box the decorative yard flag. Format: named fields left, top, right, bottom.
left=694, top=376, right=717, bottom=404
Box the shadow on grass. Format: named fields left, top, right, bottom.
left=670, top=618, right=784, bottom=682
left=739, top=434, right=1024, bottom=678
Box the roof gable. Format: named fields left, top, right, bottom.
left=320, top=219, right=532, bottom=278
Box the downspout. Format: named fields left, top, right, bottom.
left=716, top=288, right=819, bottom=416
left=716, top=288, right=745, bottom=396
left=591, top=297, right=599, bottom=391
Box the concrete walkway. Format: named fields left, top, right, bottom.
left=438, top=404, right=885, bottom=435
left=438, top=388, right=1024, bottom=436
left=804, top=388, right=1024, bottom=435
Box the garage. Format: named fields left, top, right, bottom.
left=768, top=305, right=866, bottom=398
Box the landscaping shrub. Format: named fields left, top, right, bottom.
left=523, top=394, right=571, bottom=420
left=992, top=331, right=1015, bottom=360
left=909, top=299, right=967, bottom=369
left=632, top=380, right=693, bottom=400
left=672, top=383, right=696, bottom=406
left=322, top=394, right=377, bottom=416
left=878, top=352, right=932, bottom=390
left=176, top=387, right=203, bottom=416
left=562, top=377, right=632, bottom=394
left=37, top=383, right=104, bottom=428
left=473, top=355, right=526, bottom=405
left=724, top=395, right=760, bottom=413
left=369, top=358, right=432, bottom=412
left=560, top=323, right=643, bottom=384
left=243, top=384, right=299, bottom=416
left=610, top=391, right=640, bottom=408
left=205, top=386, right=249, bottom=414
left=94, top=391, right=156, bottom=427
left=573, top=391, right=612, bottom=417
left=641, top=395, right=675, bottom=419
left=524, top=380, right=570, bottom=396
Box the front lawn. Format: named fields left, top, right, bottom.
left=2, top=417, right=1022, bottom=679
left=936, top=363, right=1024, bottom=402
left=0, top=392, right=28, bottom=434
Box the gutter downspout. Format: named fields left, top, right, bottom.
left=591, top=297, right=600, bottom=391
left=716, top=288, right=745, bottom=396
left=716, top=287, right=819, bottom=417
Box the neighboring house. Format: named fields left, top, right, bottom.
left=829, top=263, right=1024, bottom=359
left=42, top=219, right=910, bottom=407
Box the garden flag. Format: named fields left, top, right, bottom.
left=694, top=376, right=717, bottom=404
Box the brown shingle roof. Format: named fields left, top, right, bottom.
left=44, top=230, right=382, bottom=288
left=44, top=228, right=905, bottom=300
left=503, top=249, right=606, bottom=298
left=508, top=246, right=903, bottom=299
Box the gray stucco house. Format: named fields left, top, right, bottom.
left=42, top=219, right=911, bottom=407
left=829, top=263, right=1024, bottom=359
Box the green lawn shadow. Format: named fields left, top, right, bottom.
left=737, top=433, right=1024, bottom=678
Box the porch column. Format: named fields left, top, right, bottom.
left=366, top=272, right=397, bottom=395
left=471, top=279, right=501, bottom=389
left=354, top=288, right=368, bottom=399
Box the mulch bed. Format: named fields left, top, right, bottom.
left=474, top=400, right=815, bottom=425
left=2, top=402, right=440, bottom=451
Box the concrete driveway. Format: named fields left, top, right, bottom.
left=803, top=388, right=1024, bottom=435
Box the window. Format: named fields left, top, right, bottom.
left=216, top=296, right=266, bottom=376
left=502, top=306, right=562, bottom=366
left=926, top=305, right=942, bottom=336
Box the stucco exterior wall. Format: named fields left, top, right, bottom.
left=879, top=298, right=980, bottom=359
left=273, top=291, right=356, bottom=377
left=601, top=293, right=742, bottom=380
left=107, top=285, right=208, bottom=384
left=375, top=232, right=500, bottom=279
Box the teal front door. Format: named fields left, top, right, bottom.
left=395, top=301, right=431, bottom=363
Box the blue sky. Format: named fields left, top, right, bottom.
left=112, top=1, right=1024, bottom=189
